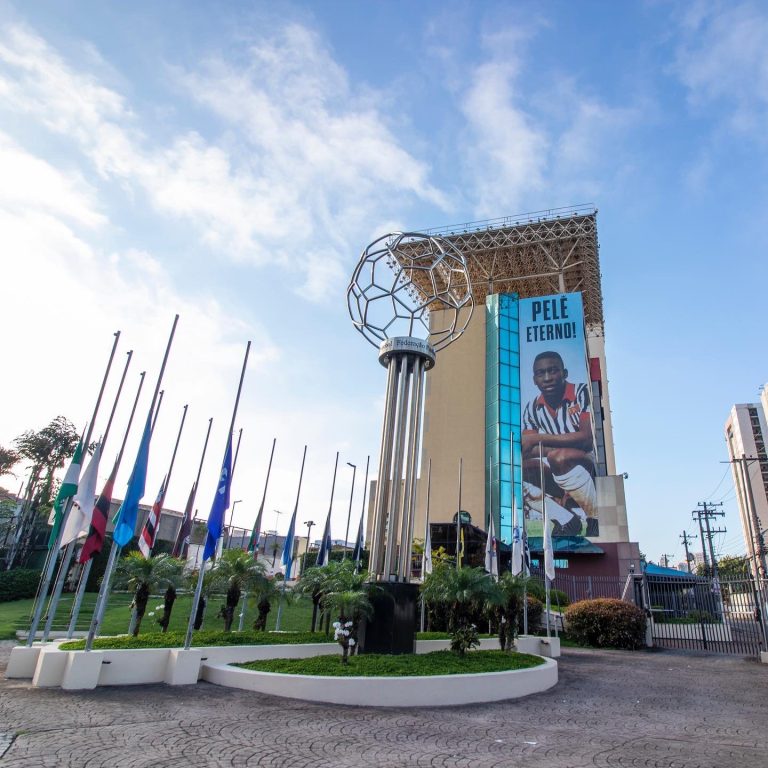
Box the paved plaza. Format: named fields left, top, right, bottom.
left=0, top=641, right=765, bottom=767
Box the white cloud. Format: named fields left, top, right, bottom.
left=0, top=21, right=447, bottom=303
left=673, top=2, right=768, bottom=133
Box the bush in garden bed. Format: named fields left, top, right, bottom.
left=564, top=598, right=646, bottom=650
left=0, top=569, right=42, bottom=602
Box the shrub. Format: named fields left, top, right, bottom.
left=0, top=568, right=41, bottom=602
left=450, top=624, right=480, bottom=655
left=526, top=581, right=570, bottom=609
left=565, top=598, right=646, bottom=650
left=517, top=595, right=543, bottom=633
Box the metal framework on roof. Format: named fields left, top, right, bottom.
left=394, top=205, right=604, bottom=330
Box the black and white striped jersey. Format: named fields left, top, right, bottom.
left=522, top=381, right=590, bottom=435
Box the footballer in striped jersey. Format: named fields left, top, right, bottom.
left=522, top=351, right=599, bottom=537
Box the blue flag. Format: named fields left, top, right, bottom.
left=316, top=513, right=332, bottom=567
left=352, top=513, right=365, bottom=566
left=113, top=412, right=152, bottom=547
left=281, top=507, right=298, bottom=575
left=203, top=436, right=233, bottom=561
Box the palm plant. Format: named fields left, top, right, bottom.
left=421, top=564, right=496, bottom=632
left=323, top=587, right=374, bottom=664
left=211, top=549, right=269, bottom=631
left=295, top=559, right=367, bottom=633
left=114, top=552, right=184, bottom=636
left=487, top=572, right=528, bottom=650
left=251, top=577, right=280, bottom=631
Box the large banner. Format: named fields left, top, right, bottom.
left=518, top=293, right=599, bottom=538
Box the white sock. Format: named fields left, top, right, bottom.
left=523, top=482, right=574, bottom=526
left=552, top=465, right=597, bottom=518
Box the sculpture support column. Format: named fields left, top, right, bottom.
left=370, top=338, right=434, bottom=583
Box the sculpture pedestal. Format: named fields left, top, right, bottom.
left=359, top=582, right=418, bottom=655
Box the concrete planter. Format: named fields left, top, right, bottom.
left=202, top=657, right=558, bottom=707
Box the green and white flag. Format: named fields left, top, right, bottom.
left=62, top=443, right=101, bottom=548
left=47, top=439, right=84, bottom=549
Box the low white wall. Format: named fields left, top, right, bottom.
left=201, top=657, right=558, bottom=707
left=651, top=621, right=733, bottom=641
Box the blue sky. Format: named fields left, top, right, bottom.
left=1, top=0, right=766, bottom=564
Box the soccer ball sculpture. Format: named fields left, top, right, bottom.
left=347, top=232, right=473, bottom=352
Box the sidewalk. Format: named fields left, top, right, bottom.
left=1, top=640, right=765, bottom=767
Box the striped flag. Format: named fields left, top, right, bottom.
left=47, top=439, right=83, bottom=548
left=79, top=462, right=117, bottom=563
left=172, top=482, right=195, bottom=558
left=138, top=476, right=166, bottom=557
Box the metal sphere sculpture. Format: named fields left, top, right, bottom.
left=347, top=232, right=474, bottom=354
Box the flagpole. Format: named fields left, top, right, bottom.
left=317, top=452, right=339, bottom=568
left=65, top=350, right=133, bottom=638
left=232, top=427, right=243, bottom=477
left=27, top=330, right=120, bottom=646
left=249, top=437, right=276, bottom=558
left=185, top=341, right=251, bottom=649
left=275, top=445, right=307, bottom=631
left=540, top=441, right=551, bottom=638
left=140, top=403, right=188, bottom=557
left=514, top=431, right=528, bottom=635
left=353, top=455, right=370, bottom=571
left=420, top=458, right=432, bottom=632
left=86, top=316, right=179, bottom=651
left=173, top=416, right=213, bottom=559
left=455, top=457, right=463, bottom=569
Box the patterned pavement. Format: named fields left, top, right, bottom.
left=0, top=640, right=766, bottom=767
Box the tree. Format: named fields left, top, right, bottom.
left=9, top=417, right=80, bottom=567
left=114, top=553, right=184, bottom=636
left=326, top=590, right=374, bottom=664
left=295, top=559, right=368, bottom=633
left=211, top=549, right=269, bottom=632
left=252, top=578, right=280, bottom=631
left=0, top=446, right=20, bottom=478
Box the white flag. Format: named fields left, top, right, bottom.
left=61, top=444, right=101, bottom=547
left=543, top=496, right=556, bottom=582
left=423, top=521, right=432, bottom=576
left=484, top=513, right=498, bottom=578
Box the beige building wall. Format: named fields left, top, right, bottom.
left=725, top=404, right=768, bottom=572
left=413, top=308, right=487, bottom=538
left=585, top=330, right=617, bottom=476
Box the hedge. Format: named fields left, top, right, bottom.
left=564, top=598, right=646, bottom=650
left=0, top=568, right=42, bottom=602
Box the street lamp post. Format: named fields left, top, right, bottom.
left=303, top=520, right=315, bottom=574
left=227, top=500, right=243, bottom=549
left=343, top=462, right=356, bottom=559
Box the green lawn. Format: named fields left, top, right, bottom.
left=238, top=650, right=544, bottom=677
left=0, top=591, right=317, bottom=640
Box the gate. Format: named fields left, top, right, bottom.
left=645, top=573, right=766, bottom=657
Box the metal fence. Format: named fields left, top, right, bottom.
left=645, top=574, right=767, bottom=657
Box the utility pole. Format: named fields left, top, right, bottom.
left=660, top=553, right=674, bottom=568
left=695, top=502, right=726, bottom=584
left=680, top=531, right=697, bottom=573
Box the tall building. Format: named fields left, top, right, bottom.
left=404, top=208, right=639, bottom=577
left=724, top=399, right=768, bottom=576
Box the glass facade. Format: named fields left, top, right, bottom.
left=485, top=293, right=522, bottom=544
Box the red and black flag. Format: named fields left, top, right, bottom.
left=79, top=462, right=117, bottom=564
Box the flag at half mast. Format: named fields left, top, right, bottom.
left=138, top=476, right=166, bottom=557
left=172, top=482, right=196, bottom=558
left=79, top=462, right=116, bottom=563
left=202, top=436, right=232, bottom=561
left=113, top=412, right=152, bottom=547
left=62, top=443, right=101, bottom=548
left=47, top=439, right=84, bottom=548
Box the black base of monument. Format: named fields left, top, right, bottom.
left=359, top=582, right=418, bottom=655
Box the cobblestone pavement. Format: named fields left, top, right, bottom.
left=1, top=641, right=766, bottom=767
